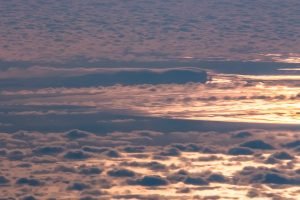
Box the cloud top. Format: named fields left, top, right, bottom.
left=0, top=67, right=207, bottom=89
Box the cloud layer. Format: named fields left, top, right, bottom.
left=0, top=67, right=207, bottom=89
left=0, top=129, right=299, bottom=199
left=0, top=0, right=299, bottom=62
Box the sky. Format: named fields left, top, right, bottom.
left=0, top=1, right=300, bottom=199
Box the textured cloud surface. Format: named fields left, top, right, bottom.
left=0, top=0, right=299, bottom=62
left=0, top=129, right=299, bottom=199
left=0, top=1, right=300, bottom=199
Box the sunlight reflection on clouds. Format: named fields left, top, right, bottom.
left=1, top=72, right=300, bottom=124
